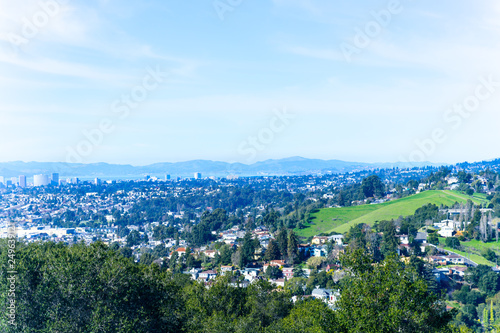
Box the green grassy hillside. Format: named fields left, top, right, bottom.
left=296, top=190, right=484, bottom=238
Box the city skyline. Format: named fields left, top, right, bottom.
left=1, top=1, right=500, bottom=165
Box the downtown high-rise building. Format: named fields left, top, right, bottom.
left=19, top=175, right=27, bottom=188
left=34, top=174, right=50, bottom=187
left=51, top=173, right=60, bottom=185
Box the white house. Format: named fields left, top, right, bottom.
left=438, top=226, right=454, bottom=238
left=328, top=234, right=344, bottom=245
left=311, top=287, right=340, bottom=307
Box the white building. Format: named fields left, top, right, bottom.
left=438, top=226, right=454, bottom=238
left=19, top=175, right=27, bottom=188
left=34, top=174, right=50, bottom=187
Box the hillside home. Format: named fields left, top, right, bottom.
left=312, top=236, right=329, bottom=245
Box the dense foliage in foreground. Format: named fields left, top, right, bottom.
left=0, top=240, right=470, bottom=332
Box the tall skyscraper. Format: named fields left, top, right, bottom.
left=51, top=173, right=60, bottom=185
left=194, top=172, right=202, bottom=180
left=19, top=175, right=26, bottom=188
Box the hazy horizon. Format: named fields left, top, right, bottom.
left=0, top=155, right=452, bottom=168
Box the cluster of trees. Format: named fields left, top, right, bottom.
left=344, top=220, right=403, bottom=261
left=264, top=228, right=300, bottom=263
left=0, top=240, right=470, bottom=333
left=187, top=209, right=230, bottom=246
left=450, top=265, right=500, bottom=330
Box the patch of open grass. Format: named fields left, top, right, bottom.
left=296, top=190, right=482, bottom=237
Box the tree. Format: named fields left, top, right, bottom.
left=185, top=247, right=194, bottom=268
left=483, top=248, right=497, bottom=263
left=169, top=251, right=179, bottom=272
left=216, top=244, right=234, bottom=266
left=265, top=266, right=283, bottom=280
left=265, top=239, right=281, bottom=261
left=361, top=175, right=385, bottom=198
left=465, top=265, right=492, bottom=287
left=284, top=277, right=308, bottom=296
left=140, top=252, right=156, bottom=266
left=153, top=224, right=173, bottom=242
left=276, top=228, right=289, bottom=259
left=288, top=230, right=299, bottom=264
left=307, top=256, right=327, bottom=270
left=120, top=246, right=133, bottom=258
left=266, top=299, right=337, bottom=333
left=427, top=232, right=439, bottom=245
left=335, top=249, right=453, bottom=332
left=380, top=221, right=399, bottom=258
left=240, top=231, right=256, bottom=267
left=0, top=241, right=185, bottom=332
left=478, top=271, right=500, bottom=296
left=445, top=237, right=461, bottom=250
left=294, top=266, right=306, bottom=278
left=117, top=226, right=130, bottom=238
left=126, top=230, right=141, bottom=247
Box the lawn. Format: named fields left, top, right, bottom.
left=297, top=205, right=380, bottom=238
left=437, top=238, right=496, bottom=266
left=296, top=190, right=481, bottom=237
left=472, top=192, right=489, bottom=204
left=460, top=239, right=500, bottom=254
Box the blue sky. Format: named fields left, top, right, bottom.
left=1, top=0, right=500, bottom=166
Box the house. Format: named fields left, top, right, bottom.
left=449, top=266, right=467, bottom=279
left=271, top=278, right=285, bottom=288
left=414, top=232, right=428, bottom=243
left=241, top=268, right=260, bottom=279
left=438, top=227, right=454, bottom=238
left=198, top=270, right=218, bottom=281
left=429, top=256, right=448, bottom=266
left=298, top=244, right=312, bottom=256
left=397, top=234, right=409, bottom=245
left=220, top=265, right=234, bottom=275
left=230, top=279, right=251, bottom=288
left=311, top=287, right=340, bottom=306
left=312, top=246, right=326, bottom=257
left=432, top=268, right=449, bottom=282
left=175, top=247, right=186, bottom=255
left=328, top=235, right=344, bottom=246
left=282, top=267, right=294, bottom=279
left=445, top=255, right=465, bottom=265
left=270, top=260, right=286, bottom=267
left=397, top=244, right=411, bottom=255
left=184, top=268, right=202, bottom=280
left=312, top=236, right=329, bottom=245
left=204, top=250, right=217, bottom=258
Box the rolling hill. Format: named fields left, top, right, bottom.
left=0, top=157, right=440, bottom=178
left=296, top=190, right=486, bottom=238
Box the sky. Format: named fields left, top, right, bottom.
left=1, top=0, right=500, bottom=166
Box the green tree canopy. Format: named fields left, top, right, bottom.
left=335, top=249, right=454, bottom=332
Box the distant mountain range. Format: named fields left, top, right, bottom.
left=0, top=157, right=443, bottom=179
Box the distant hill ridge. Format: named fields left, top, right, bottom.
left=0, top=157, right=442, bottom=178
